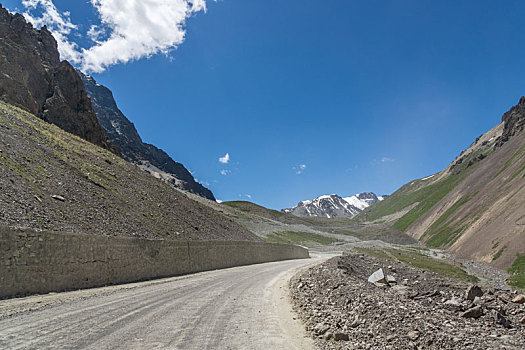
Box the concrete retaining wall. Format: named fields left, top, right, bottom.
left=0, top=227, right=309, bottom=298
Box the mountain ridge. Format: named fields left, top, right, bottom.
left=0, top=100, right=255, bottom=241
left=356, top=97, right=525, bottom=268
left=79, top=72, right=215, bottom=200
left=282, top=192, right=385, bottom=219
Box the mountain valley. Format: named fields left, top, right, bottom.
left=0, top=2, right=525, bottom=349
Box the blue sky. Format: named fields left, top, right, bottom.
left=5, top=0, right=525, bottom=209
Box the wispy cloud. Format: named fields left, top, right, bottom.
left=18, top=0, right=211, bottom=73
left=220, top=169, right=231, bottom=176
left=293, top=164, right=307, bottom=175
left=381, top=157, right=395, bottom=163
left=219, top=153, right=230, bottom=164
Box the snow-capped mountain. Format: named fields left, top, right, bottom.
left=282, top=192, right=385, bottom=219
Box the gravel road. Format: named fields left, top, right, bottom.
left=0, top=256, right=330, bottom=350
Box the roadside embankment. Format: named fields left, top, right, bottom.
left=290, top=252, right=525, bottom=349
left=0, top=226, right=309, bottom=298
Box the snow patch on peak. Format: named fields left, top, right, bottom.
left=318, top=194, right=337, bottom=199
left=421, top=174, right=436, bottom=181
left=283, top=192, right=382, bottom=219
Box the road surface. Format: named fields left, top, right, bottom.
left=0, top=255, right=329, bottom=350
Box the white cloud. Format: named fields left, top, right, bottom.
left=220, top=169, right=231, bottom=176
left=293, top=164, right=307, bottom=175
left=87, top=24, right=104, bottom=43
left=19, top=0, right=211, bottom=73
left=381, top=157, right=395, bottom=163
left=245, top=194, right=252, bottom=199
left=21, top=0, right=82, bottom=64
left=219, top=153, right=230, bottom=164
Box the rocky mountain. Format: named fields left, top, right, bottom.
left=357, top=97, right=525, bottom=268
left=79, top=72, right=215, bottom=200
left=282, top=192, right=384, bottom=219
left=0, top=100, right=257, bottom=241
left=0, top=5, right=115, bottom=152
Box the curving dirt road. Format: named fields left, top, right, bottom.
left=0, top=256, right=329, bottom=350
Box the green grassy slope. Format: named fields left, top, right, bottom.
left=221, top=200, right=418, bottom=245
left=357, top=141, right=493, bottom=232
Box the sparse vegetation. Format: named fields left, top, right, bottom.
left=493, top=144, right=525, bottom=180
left=393, top=174, right=466, bottom=231
left=265, top=231, right=340, bottom=246
left=0, top=101, right=256, bottom=241
left=510, top=160, right=525, bottom=181
left=507, top=254, right=525, bottom=289
left=223, top=201, right=299, bottom=223
left=359, top=144, right=491, bottom=234
left=492, top=245, right=507, bottom=261
left=429, top=195, right=471, bottom=231
left=422, top=195, right=472, bottom=248
left=354, top=247, right=478, bottom=282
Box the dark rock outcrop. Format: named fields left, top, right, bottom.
left=496, top=96, right=525, bottom=148
left=79, top=72, right=215, bottom=200
left=0, top=5, right=115, bottom=151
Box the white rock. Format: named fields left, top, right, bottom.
left=368, top=268, right=387, bottom=284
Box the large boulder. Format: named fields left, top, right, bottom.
left=465, top=285, right=483, bottom=301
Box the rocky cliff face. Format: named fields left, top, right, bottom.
left=496, top=96, right=525, bottom=148
left=79, top=72, right=215, bottom=200
left=0, top=5, right=115, bottom=151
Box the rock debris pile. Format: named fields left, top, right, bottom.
left=290, top=254, right=525, bottom=349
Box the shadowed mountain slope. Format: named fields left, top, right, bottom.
left=79, top=72, right=215, bottom=200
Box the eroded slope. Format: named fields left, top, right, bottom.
left=356, top=98, right=525, bottom=268
left=0, top=101, right=258, bottom=241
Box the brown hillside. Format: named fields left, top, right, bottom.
left=0, top=101, right=259, bottom=242
left=407, top=100, right=525, bottom=268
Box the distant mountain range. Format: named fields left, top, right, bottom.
left=282, top=192, right=386, bottom=218
left=79, top=72, right=215, bottom=200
